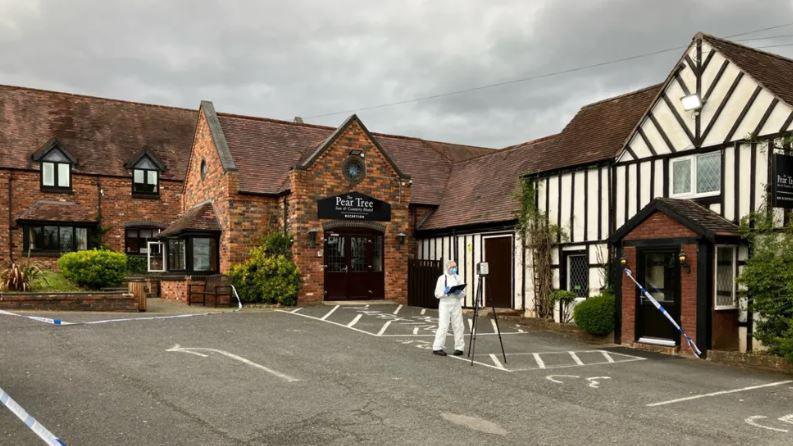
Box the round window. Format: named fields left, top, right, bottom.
left=200, top=159, right=207, bottom=180
left=342, top=156, right=365, bottom=184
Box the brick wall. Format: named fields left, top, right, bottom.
left=160, top=276, right=191, bottom=303
left=619, top=210, right=699, bottom=349
left=288, top=120, right=411, bottom=304
left=0, top=291, right=138, bottom=312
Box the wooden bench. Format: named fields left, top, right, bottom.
left=188, top=275, right=232, bottom=307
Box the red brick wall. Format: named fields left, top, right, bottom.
left=619, top=211, right=699, bottom=349
left=160, top=277, right=191, bottom=303
left=288, top=120, right=411, bottom=304
left=0, top=291, right=138, bottom=312
left=2, top=168, right=181, bottom=267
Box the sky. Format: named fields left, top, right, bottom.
left=2, top=0, right=793, bottom=148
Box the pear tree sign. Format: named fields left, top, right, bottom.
left=317, top=192, right=391, bottom=221
left=773, top=153, right=793, bottom=208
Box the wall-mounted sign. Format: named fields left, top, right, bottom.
left=317, top=192, right=391, bottom=221
left=772, top=153, right=793, bottom=209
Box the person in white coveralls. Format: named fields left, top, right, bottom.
left=432, top=260, right=465, bottom=356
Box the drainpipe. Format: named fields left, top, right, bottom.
left=7, top=172, right=13, bottom=262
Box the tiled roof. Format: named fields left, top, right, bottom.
left=216, top=113, right=493, bottom=204
left=611, top=198, right=739, bottom=242
left=0, top=84, right=197, bottom=180
left=703, top=33, right=793, bottom=108
left=419, top=134, right=560, bottom=230
left=159, top=202, right=221, bottom=237
left=17, top=200, right=98, bottom=223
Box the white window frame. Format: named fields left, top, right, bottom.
left=714, top=245, right=737, bottom=310
left=147, top=241, right=166, bottom=273
left=670, top=152, right=721, bottom=199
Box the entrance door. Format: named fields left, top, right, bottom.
left=637, top=250, right=680, bottom=344
left=324, top=229, right=384, bottom=300
left=484, top=236, right=512, bottom=308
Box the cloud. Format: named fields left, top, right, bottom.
left=1, top=0, right=792, bottom=147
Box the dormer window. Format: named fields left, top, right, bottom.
left=126, top=149, right=166, bottom=198
left=133, top=157, right=160, bottom=195
left=32, top=139, right=76, bottom=193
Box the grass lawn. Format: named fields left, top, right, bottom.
left=33, top=271, right=82, bottom=292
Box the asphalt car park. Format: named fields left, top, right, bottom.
left=1, top=303, right=792, bottom=445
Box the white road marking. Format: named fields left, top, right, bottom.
left=320, top=305, right=340, bottom=321
left=546, top=374, right=579, bottom=384
left=347, top=314, right=362, bottom=328
left=84, top=313, right=208, bottom=325
left=290, top=307, right=302, bottom=313
left=600, top=351, right=615, bottom=363
left=377, top=320, right=393, bottom=336
left=569, top=351, right=584, bottom=366
left=447, top=353, right=509, bottom=371
left=440, top=412, right=508, bottom=436
left=393, top=304, right=403, bottom=315
left=420, top=308, right=426, bottom=315
left=745, top=416, right=789, bottom=433
left=779, top=414, right=793, bottom=425
left=167, top=344, right=299, bottom=382
left=647, top=380, right=793, bottom=407
left=467, top=318, right=473, bottom=331
left=490, top=319, right=498, bottom=333
left=489, top=354, right=506, bottom=370
left=0, top=385, right=66, bottom=446
left=586, top=376, right=611, bottom=389
left=532, top=353, right=546, bottom=369
left=413, top=327, right=419, bottom=335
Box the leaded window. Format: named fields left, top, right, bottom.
left=671, top=152, right=721, bottom=198
left=566, top=253, right=588, bottom=298
left=715, top=245, right=737, bottom=310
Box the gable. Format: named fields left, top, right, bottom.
left=617, top=34, right=793, bottom=163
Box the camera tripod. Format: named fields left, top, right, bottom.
left=467, top=273, right=507, bottom=366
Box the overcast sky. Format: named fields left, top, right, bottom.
left=2, top=0, right=793, bottom=148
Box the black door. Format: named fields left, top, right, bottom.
left=324, top=229, right=384, bottom=300
left=637, top=250, right=680, bottom=343
left=484, top=236, right=512, bottom=308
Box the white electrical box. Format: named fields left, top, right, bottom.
left=476, top=262, right=489, bottom=276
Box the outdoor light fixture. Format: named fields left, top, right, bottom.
left=349, top=149, right=364, bottom=158
left=679, top=250, right=690, bottom=273
left=619, top=256, right=628, bottom=268
left=396, top=232, right=407, bottom=246
left=307, top=229, right=319, bottom=248
left=680, top=94, right=703, bottom=112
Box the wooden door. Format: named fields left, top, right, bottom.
left=637, top=250, right=680, bottom=343
left=484, top=236, right=512, bottom=308
left=324, top=229, right=384, bottom=300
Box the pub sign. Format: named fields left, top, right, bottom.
left=773, top=153, right=793, bottom=209
left=317, top=192, right=391, bottom=221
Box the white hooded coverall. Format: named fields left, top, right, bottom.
left=432, top=272, right=465, bottom=351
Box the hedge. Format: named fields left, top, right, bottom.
left=58, top=249, right=127, bottom=290
left=573, top=293, right=615, bottom=336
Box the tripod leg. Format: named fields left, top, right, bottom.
left=467, top=302, right=478, bottom=357
left=490, top=301, right=507, bottom=364
left=469, top=277, right=482, bottom=365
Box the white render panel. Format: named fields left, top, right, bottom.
left=679, top=62, right=697, bottom=93
left=588, top=267, right=605, bottom=297
left=615, top=165, right=626, bottom=227
left=653, top=159, right=664, bottom=199
left=700, top=63, right=742, bottom=137
left=664, top=80, right=695, bottom=145
left=537, top=177, right=547, bottom=215
left=723, top=144, right=736, bottom=221
left=760, top=100, right=793, bottom=135
left=514, top=233, right=524, bottom=310
left=547, top=174, right=559, bottom=231
left=642, top=115, right=672, bottom=155
left=653, top=98, right=691, bottom=153
left=587, top=168, right=599, bottom=241
left=628, top=132, right=653, bottom=159
left=701, top=80, right=760, bottom=147
left=465, top=235, right=474, bottom=306
left=737, top=90, right=776, bottom=137
left=573, top=170, right=586, bottom=242
left=700, top=43, right=726, bottom=88
left=627, top=163, right=637, bottom=219
left=738, top=143, right=752, bottom=218
left=600, top=167, right=609, bottom=240
left=560, top=173, right=572, bottom=240
left=754, top=141, right=768, bottom=214
left=640, top=161, right=652, bottom=208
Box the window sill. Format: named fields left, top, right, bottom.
left=132, top=193, right=160, bottom=200
left=22, top=251, right=66, bottom=257
left=40, top=187, right=73, bottom=194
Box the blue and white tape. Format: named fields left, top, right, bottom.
left=624, top=268, right=703, bottom=358
left=0, top=385, right=66, bottom=445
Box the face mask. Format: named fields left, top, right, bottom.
left=450, top=267, right=458, bottom=275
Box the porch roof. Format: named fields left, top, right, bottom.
left=158, top=202, right=221, bottom=237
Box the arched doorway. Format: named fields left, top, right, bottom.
left=324, top=226, right=384, bottom=300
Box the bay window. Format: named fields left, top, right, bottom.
left=24, top=224, right=91, bottom=254
left=163, top=235, right=218, bottom=274
left=670, top=152, right=721, bottom=198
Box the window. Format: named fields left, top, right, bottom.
left=165, top=236, right=218, bottom=273
left=132, top=157, right=160, bottom=195
left=671, top=152, right=721, bottom=198
left=167, top=239, right=186, bottom=271
left=565, top=253, right=588, bottom=298
left=125, top=227, right=160, bottom=254
left=25, top=224, right=89, bottom=253
left=40, top=149, right=71, bottom=191
left=200, top=159, right=207, bottom=180
left=191, top=237, right=217, bottom=272
left=715, top=245, right=738, bottom=310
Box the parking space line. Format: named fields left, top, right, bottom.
left=532, top=353, right=546, bottom=369
left=393, top=305, right=403, bottom=315
left=320, top=305, right=340, bottom=320
left=490, top=319, right=498, bottom=333
left=278, top=310, right=379, bottom=336
left=420, top=309, right=426, bottom=315
left=601, top=351, right=615, bottom=363
left=646, top=380, right=793, bottom=407
left=412, top=327, right=419, bottom=335
left=489, top=354, right=506, bottom=370
left=467, top=318, right=473, bottom=331
left=0, top=385, right=65, bottom=445
left=347, top=314, right=362, bottom=328
left=377, top=320, right=393, bottom=336
left=290, top=307, right=302, bottom=314
left=569, top=351, right=584, bottom=366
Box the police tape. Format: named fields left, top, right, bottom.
left=0, top=309, right=208, bottom=326
left=624, top=268, right=703, bottom=358
left=0, top=309, right=74, bottom=326
left=0, top=385, right=66, bottom=445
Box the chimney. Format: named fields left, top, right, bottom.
left=293, top=116, right=304, bottom=124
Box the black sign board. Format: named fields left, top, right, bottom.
left=317, top=192, right=391, bottom=221
left=773, top=153, right=793, bottom=208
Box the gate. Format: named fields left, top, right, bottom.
left=408, top=259, right=442, bottom=309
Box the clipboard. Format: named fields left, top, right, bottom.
left=447, top=283, right=466, bottom=294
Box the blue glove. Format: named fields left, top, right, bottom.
left=444, top=286, right=451, bottom=295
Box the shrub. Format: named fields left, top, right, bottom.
left=573, top=293, right=615, bottom=336
left=58, top=249, right=127, bottom=290
left=1, top=261, right=46, bottom=291
left=257, top=231, right=293, bottom=258
left=126, top=255, right=148, bottom=274
left=551, top=290, right=577, bottom=324
left=229, top=247, right=300, bottom=306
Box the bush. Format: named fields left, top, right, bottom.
left=58, top=249, right=127, bottom=290
left=551, top=290, right=577, bottom=324
left=257, top=231, right=293, bottom=258
left=126, top=255, right=148, bottom=274
left=573, top=293, right=615, bottom=336
left=229, top=247, right=300, bottom=306
left=1, top=261, right=45, bottom=291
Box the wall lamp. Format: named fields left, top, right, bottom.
left=679, top=250, right=691, bottom=273
left=618, top=256, right=628, bottom=268
left=307, top=229, right=319, bottom=248
left=681, top=94, right=703, bottom=112
left=396, top=232, right=407, bottom=246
